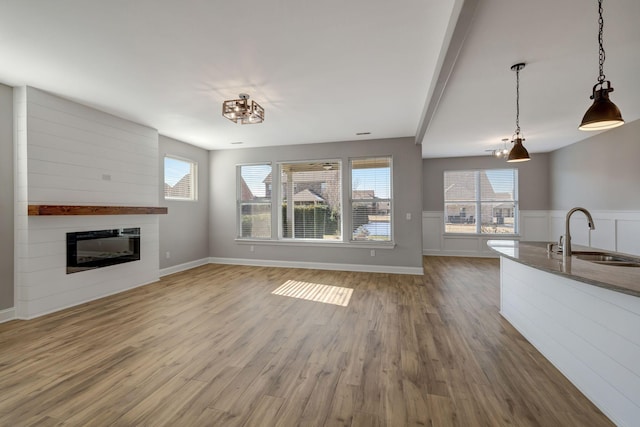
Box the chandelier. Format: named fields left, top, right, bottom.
left=222, top=93, right=264, bottom=124
left=488, top=138, right=510, bottom=159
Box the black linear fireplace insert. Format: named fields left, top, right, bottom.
left=66, top=228, right=140, bottom=274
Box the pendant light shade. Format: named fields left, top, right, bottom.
left=579, top=0, right=624, bottom=131
left=579, top=82, right=624, bottom=130
left=506, top=63, right=530, bottom=163
left=507, top=136, right=530, bottom=162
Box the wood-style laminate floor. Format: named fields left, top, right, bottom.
left=0, top=257, right=614, bottom=426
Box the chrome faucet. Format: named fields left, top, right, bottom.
left=560, top=207, right=595, bottom=258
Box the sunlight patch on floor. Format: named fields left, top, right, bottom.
left=272, top=280, right=353, bottom=307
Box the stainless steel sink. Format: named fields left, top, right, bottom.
left=573, top=251, right=640, bottom=267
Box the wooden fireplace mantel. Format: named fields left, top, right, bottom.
left=27, top=205, right=168, bottom=216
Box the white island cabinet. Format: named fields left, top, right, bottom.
left=489, top=240, right=640, bottom=427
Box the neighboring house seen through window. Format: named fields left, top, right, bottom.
left=236, top=157, right=395, bottom=244
left=277, top=161, right=342, bottom=240
left=164, top=156, right=197, bottom=200
left=351, top=157, right=392, bottom=242
left=444, top=169, right=518, bottom=234
left=238, top=164, right=272, bottom=239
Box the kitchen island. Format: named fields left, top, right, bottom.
left=488, top=240, right=640, bottom=427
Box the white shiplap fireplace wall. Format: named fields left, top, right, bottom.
left=14, top=87, right=160, bottom=319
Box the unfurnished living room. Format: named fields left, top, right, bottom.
left=1, top=1, right=639, bottom=426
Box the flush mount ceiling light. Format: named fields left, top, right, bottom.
left=507, top=63, right=530, bottom=163
left=579, top=0, right=624, bottom=131
left=222, top=93, right=264, bottom=124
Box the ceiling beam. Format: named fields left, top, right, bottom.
left=415, top=0, right=479, bottom=146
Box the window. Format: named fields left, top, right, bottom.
left=444, top=169, right=518, bottom=234
left=238, top=164, right=272, bottom=239
left=279, top=161, right=341, bottom=240
left=164, top=156, right=197, bottom=200
left=351, top=157, right=392, bottom=241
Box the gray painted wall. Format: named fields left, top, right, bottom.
left=422, top=153, right=550, bottom=211
left=0, top=84, right=13, bottom=310
left=550, top=118, right=640, bottom=210
left=209, top=137, right=424, bottom=269
left=159, top=135, right=210, bottom=269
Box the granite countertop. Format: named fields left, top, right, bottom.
left=487, top=240, right=640, bottom=298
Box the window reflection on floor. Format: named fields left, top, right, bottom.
left=272, top=280, right=353, bottom=307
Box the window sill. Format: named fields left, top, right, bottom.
left=443, top=233, right=521, bottom=238
left=235, top=238, right=396, bottom=250
left=164, top=197, right=198, bottom=202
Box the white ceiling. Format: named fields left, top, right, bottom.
left=1, top=1, right=638, bottom=158
left=0, top=0, right=456, bottom=152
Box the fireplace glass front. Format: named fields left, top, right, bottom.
left=66, top=228, right=140, bottom=274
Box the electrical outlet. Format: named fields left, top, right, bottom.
left=370, top=249, right=375, bottom=257
left=165, top=251, right=170, bottom=259
left=406, top=212, right=412, bottom=220
left=250, top=245, right=255, bottom=252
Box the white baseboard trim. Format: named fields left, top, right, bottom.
left=0, top=307, right=16, bottom=323
left=159, top=258, right=210, bottom=277
left=208, top=257, right=424, bottom=275
left=422, top=250, right=498, bottom=258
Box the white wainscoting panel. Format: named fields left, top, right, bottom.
left=519, top=211, right=550, bottom=242
left=617, top=220, right=640, bottom=256
left=550, top=213, right=590, bottom=246
left=422, top=210, right=548, bottom=257
left=590, top=218, right=616, bottom=252
left=422, top=212, right=442, bottom=252
left=423, top=210, right=640, bottom=257
left=500, top=257, right=640, bottom=427
left=442, top=235, right=481, bottom=253
left=549, top=210, right=640, bottom=256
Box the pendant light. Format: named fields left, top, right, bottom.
left=507, top=63, right=530, bottom=163
left=579, top=0, right=624, bottom=131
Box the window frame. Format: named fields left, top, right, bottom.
left=443, top=168, right=519, bottom=235
left=234, top=157, right=396, bottom=249
left=349, top=156, right=393, bottom=243
left=236, top=162, right=273, bottom=240
left=163, top=155, right=198, bottom=201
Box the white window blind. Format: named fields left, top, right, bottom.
left=279, top=161, right=342, bottom=240
left=444, top=169, right=518, bottom=234
left=164, top=156, right=197, bottom=200
left=351, top=157, right=392, bottom=241
left=237, top=164, right=272, bottom=239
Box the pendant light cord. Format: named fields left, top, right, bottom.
left=598, top=0, right=606, bottom=83
left=515, top=66, right=521, bottom=135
